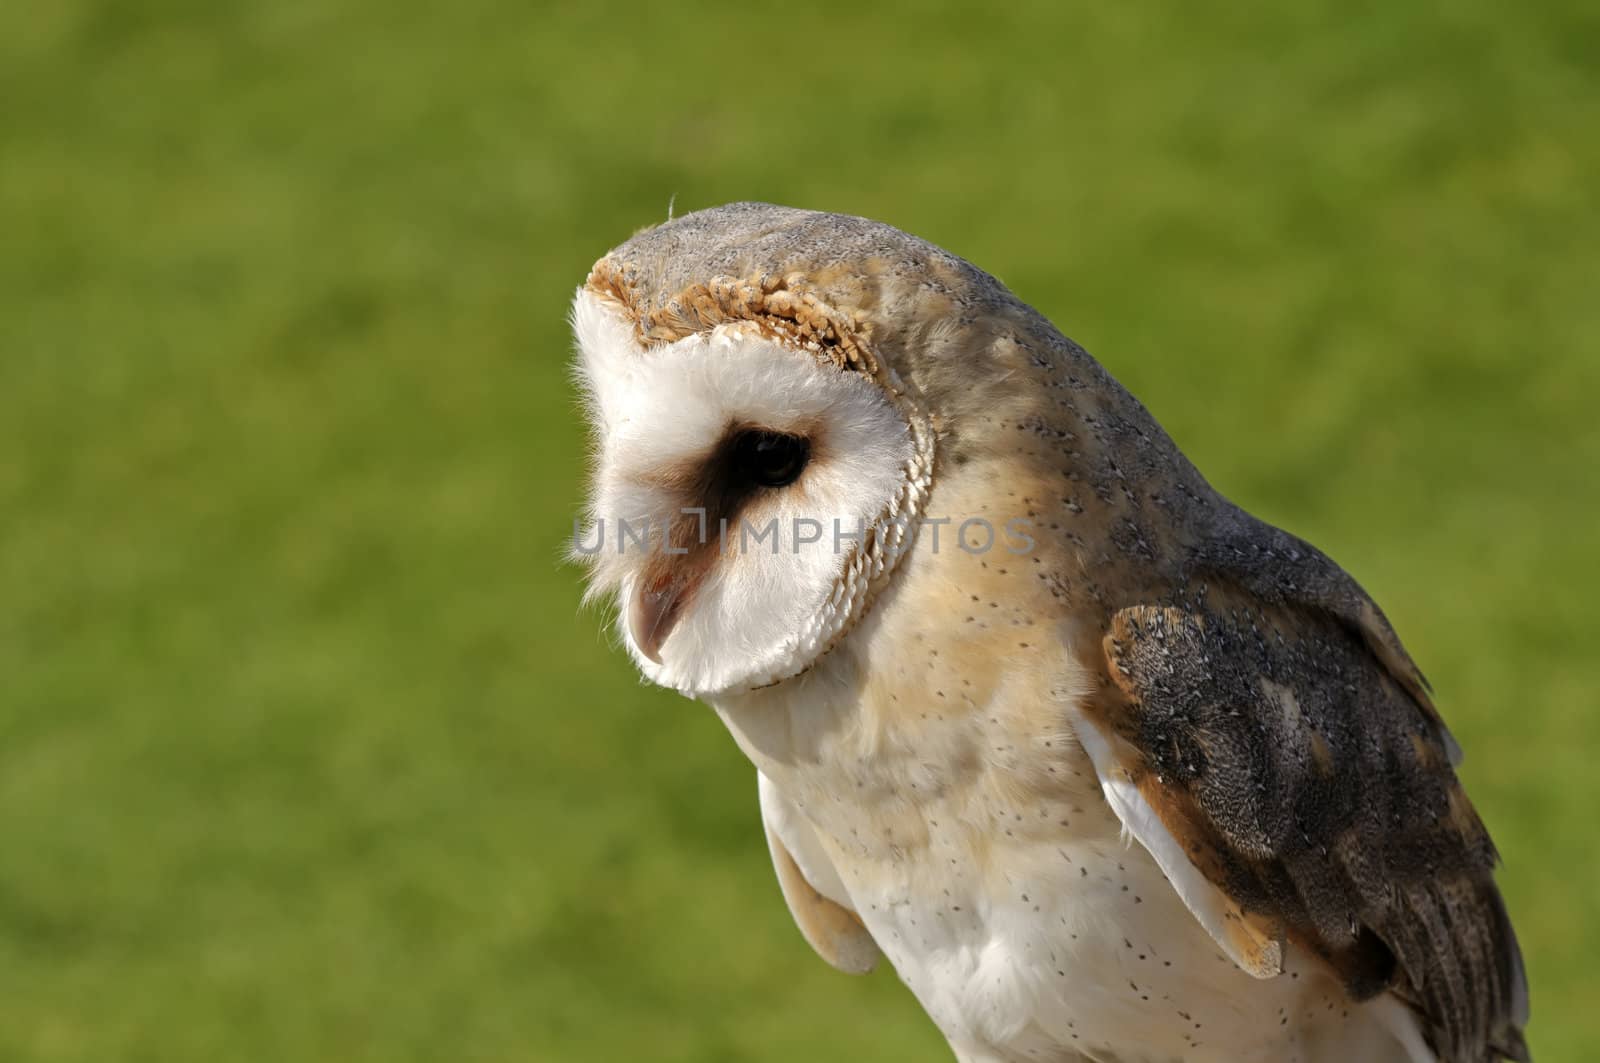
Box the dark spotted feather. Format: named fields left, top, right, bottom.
left=1096, top=519, right=1529, bottom=1063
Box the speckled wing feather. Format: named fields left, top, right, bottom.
left=1084, top=519, right=1529, bottom=1063
left=758, top=773, right=881, bottom=975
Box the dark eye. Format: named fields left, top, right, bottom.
left=735, top=430, right=810, bottom=488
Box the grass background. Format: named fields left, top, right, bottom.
left=2, top=1, right=1596, bottom=1059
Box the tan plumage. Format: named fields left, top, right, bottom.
left=572, top=203, right=1528, bottom=1062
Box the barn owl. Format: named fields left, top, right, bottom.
left=570, top=203, right=1529, bottom=1063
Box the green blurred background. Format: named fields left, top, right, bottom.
left=3, top=1, right=1596, bottom=1059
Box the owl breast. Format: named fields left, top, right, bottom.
left=715, top=570, right=1419, bottom=1063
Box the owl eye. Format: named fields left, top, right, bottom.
left=735, top=430, right=810, bottom=488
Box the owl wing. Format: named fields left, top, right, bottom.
left=1072, top=517, right=1528, bottom=1063
left=757, top=772, right=880, bottom=975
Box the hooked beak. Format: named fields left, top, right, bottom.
left=629, top=566, right=695, bottom=665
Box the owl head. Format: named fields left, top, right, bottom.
left=570, top=208, right=951, bottom=697
left=570, top=202, right=1157, bottom=698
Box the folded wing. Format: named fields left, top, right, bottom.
left=759, top=771, right=880, bottom=975
left=1074, top=521, right=1527, bottom=1063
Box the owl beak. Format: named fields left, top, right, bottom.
left=630, top=567, right=690, bottom=665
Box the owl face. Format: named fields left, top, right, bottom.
left=571, top=289, right=926, bottom=697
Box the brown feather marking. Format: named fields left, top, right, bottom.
left=765, top=825, right=880, bottom=976
left=1095, top=575, right=1528, bottom=1062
